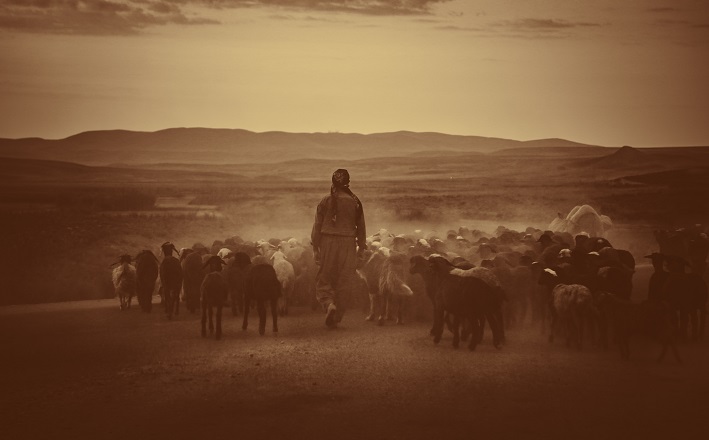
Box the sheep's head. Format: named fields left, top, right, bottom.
left=538, top=267, right=560, bottom=287
left=161, top=242, right=180, bottom=257
left=203, top=255, right=227, bottom=272
left=134, top=250, right=159, bottom=264
left=427, top=254, right=454, bottom=274
left=180, top=248, right=195, bottom=262
left=231, top=252, right=252, bottom=268
left=409, top=255, right=429, bottom=275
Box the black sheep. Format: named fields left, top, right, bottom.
left=160, top=242, right=183, bottom=320
left=134, top=250, right=159, bottom=313
left=200, top=255, right=228, bottom=340
left=428, top=256, right=505, bottom=350
left=241, top=258, right=282, bottom=336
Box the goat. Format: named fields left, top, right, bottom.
left=270, top=250, right=295, bottom=316
left=224, top=251, right=251, bottom=316
left=111, top=254, right=136, bottom=311
left=181, top=247, right=207, bottom=314
left=538, top=267, right=597, bottom=349
left=596, top=292, right=682, bottom=363
left=134, top=250, right=159, bottom=313
left=200, top=255, right=228, bottom=340
left=159, top=242, right=183, bottom=320
left=428, top=255, right=505, bottom=350
left=376, top=252, right=414, bottom=325
left=241, top=259, right=281, bottom=335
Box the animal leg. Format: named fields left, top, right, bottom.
left=257, top=300, right=267, bottom=336
left=451, top=314, right=461, bottom=349
left=365, top=294, right=376, bottom=321
left=231, top=291, right=239, bottom=317
left=378, top=294, right=387, bottom=326
left=208, top=306, right=214, bottom=335
left=174, top=290, right=180, bottom=316
left=216, top=306, right=223, bottom=340
left=432, top=302, right=445, bottom=344
left=242, top=296, right=251, bottom=331
left=396, top=296, right=404, bottom=325
left=468, top=316, right=481, bottom=351
left=271, top=298, right=279, bottom=333
left=201, top=300, right=207, bottom=337
left=690, top=309, right=699, bottom=341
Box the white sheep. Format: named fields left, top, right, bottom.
left=539, top=268, right=595, bottom=349
left=270, top=250, right=295, bottom=316
left=376, top=252, right=414, bottom=325
left=112, top=254, right=137, bottom=311
left=217, top=247, right=233, bottom=260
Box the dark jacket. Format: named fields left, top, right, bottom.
left=311, top=191, right=366, bottom=250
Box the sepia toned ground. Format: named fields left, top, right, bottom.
left=1, top=299, right=707, bottom=440
left=1, top=147, right=708, bottom=439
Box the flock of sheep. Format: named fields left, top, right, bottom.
left=111, top=222, right=709, bottom=362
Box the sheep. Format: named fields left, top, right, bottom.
left=359, top=249, right=387, bottom=321
left=159, top=242, right=183, bottom=320
left=409, top=254, right=479, bottom=337
left=596, top=292, right=682, bottom=363
left=217, top=247, right=232, bottom=260
left=538, top=267, right=597, bottom=349
left=134, top=250, right=159, bottom=313
left=663, top=255, right=708, bottom=341
left=181, top=247, right=207, bottom=314
left=241, top=258, right=281, bottom=335
left=509, top=256, right=535, bottom=326
left=224, top=251, right=251, bottom=316
left=409, top=254, right=438, bottom=335
left=376, top=252, right=414, bottom=325
left=111, top=254, right=136, bottom=311
left=427, top=255, right=505, bottom=350
left=200, top=255, right=229, bottom=339
left=270, top=249, right=295, bottom=316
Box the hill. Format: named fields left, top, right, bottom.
left=613, top=167, right=709, bottom=187
left=0, top=128, right=602, bottom=166
left=0, top=157, right=246, bottom=184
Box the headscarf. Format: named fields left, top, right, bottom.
left=330, top=169, right=363, bottom=224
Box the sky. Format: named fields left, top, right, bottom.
left=0, top=0, right=708, bottom=147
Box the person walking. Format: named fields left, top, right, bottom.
left=311, top=169, right=366, bottom=328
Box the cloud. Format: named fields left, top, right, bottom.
left=430, top=18, right=601, bottom=39
left=193, top=0, right=448, bottom=16
left=0, top=0, right=448, bottom=35
left=0, top=0, right=218, bottom=35
left=502, top=18, right=600, bottom=30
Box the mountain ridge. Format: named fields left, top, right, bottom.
left=0, top=128, right=604, bottom=166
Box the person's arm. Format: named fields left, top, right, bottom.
left=356, top=210, right=367, bottom=254
left=311, top=197, right=327, bottom=262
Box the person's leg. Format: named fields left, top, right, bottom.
left=334, top=236, right=358, bottom=323
left=316, top=235, right=340, bottom=327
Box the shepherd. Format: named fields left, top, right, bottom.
left=311, top=169, right=367, bottom=328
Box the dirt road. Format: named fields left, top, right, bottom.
left=1, top=299, right=707, bottom=440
